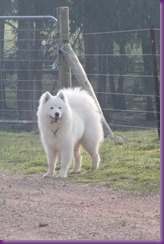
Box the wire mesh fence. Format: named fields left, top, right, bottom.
left=0, top=16, right=160, bottom=132
left=0, top=16, right=59, bottom=129
left=79, top=28, right=160, bottom=131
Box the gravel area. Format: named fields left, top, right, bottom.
left=0, top=173, right=160, bottom=241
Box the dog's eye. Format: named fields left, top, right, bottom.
left=58, top=107, right=61, bottom=109
left=50, top=107, right=53, bottom=110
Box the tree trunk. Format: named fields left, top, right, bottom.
left=97, top=43, right=107, bottom=114
left=117, top=41, right=126, bottom=109
left=107, top=42, right=118, bottom=109
left=31, top=20, right=43, bottom=121
left=141, top=31, right=155, bottom=121
left=0, top=2, right=6, bottom=111
left=83, top=2, right=97, bottom=82
left=17, top=0, right=33, bottom=121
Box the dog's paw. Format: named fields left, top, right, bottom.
left=56, top=172, right=67, bottom=178
left=42, top=173, right=53, bottom=178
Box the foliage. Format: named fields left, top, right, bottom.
left=0, top=0, right=160, bottom=129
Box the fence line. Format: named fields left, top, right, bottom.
left=1, top=72, right=159, bottom=79
left=85, top=73, right=159, bottom=78
left=96, top=92, right=159, bottom=98
left=0, top=119, right=37, bottom=124
left=109, top=124, right=156, bottom=130
left=0, top=106, right=160, bottom=114
left=0, top=118, right=157, bottom=130
left=0, top=17, right=160, bottom=131
left=102, top=108, right=159, bottom=114
left=0, top=92, right=159, bottom=98
left=0, top=117, right=157, bottom=130
left=1, top=52, right=160, bottom=57
left=3, top=69, right=159, bottom=81
left=60, top=49, right=159, bottom=79
left=83, top=28, right=160, bottom=35
left=79, top=53, right=160, bottom=57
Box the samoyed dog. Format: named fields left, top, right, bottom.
left=37, top=87, right=104, bottom=178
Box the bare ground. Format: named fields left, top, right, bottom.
left=0, top=172, right=160, bottom=241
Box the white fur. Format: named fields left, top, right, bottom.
left=37, top=87, right=104, bottom=178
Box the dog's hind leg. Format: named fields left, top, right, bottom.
left=43, top=148, right=57, bottom=178
left=90, top=151, right=100, bottom=170
left=83, top=143, right=100, bottom=171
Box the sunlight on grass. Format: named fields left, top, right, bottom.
left=0, top=130, right=160, bottom=194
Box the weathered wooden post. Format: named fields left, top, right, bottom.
left=57, top=7, right=72, bottom=87
left=61, top=43, right=115, bottom=139
left=150, top=26, right=160, bottom=139
left=58, top=7, right=123, bottom=143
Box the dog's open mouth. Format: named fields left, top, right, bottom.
left=50, top=116, right=59, bottom=124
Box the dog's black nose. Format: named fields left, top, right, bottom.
left=55, top=112, right=59, bottom=117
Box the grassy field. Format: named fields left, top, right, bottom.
left=0, top=130, right=160, bottom=195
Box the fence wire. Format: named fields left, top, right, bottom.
left=0, top=16, right=160, bottom=131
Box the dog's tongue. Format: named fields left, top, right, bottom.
left=51, top=117, right=58, bottom=124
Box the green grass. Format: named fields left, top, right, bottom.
left=0, top=130, right=160, bottom=195
left=0, top=131, right=47, bottom=174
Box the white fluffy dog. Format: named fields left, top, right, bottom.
left=37, top=87, right=104, bottom=178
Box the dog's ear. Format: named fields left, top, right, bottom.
left=39, top=91, right=52, bottom=104
left=57, top=91, right=67, bottom=103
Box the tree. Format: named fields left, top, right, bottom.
left=17, top=0, right=34, bottom=120
left=1, top=0, right=160, bottom=126
left=0, top=6, right=5, bottom=111
left=128, top=0, right=159, bottom=121
left=69, top=0, right=160, bottom=121
left=0, top=0, right=13, bottom=112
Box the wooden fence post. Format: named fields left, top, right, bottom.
left=57, top=7, right=72, bottom=87
left=58, top=7, right=123, bottom=143
left=150, top=26, right=160, bottom=139
left=61, top=43, right=122, bottom=141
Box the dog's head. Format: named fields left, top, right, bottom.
left=37, top=91, right=68, bottom=124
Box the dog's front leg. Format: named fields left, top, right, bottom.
left=59, top=147, right=73, bottom=177
left=43, top=148, right=57, bottom=178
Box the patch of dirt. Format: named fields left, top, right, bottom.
left=0, top=172, right=160, bottom=241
